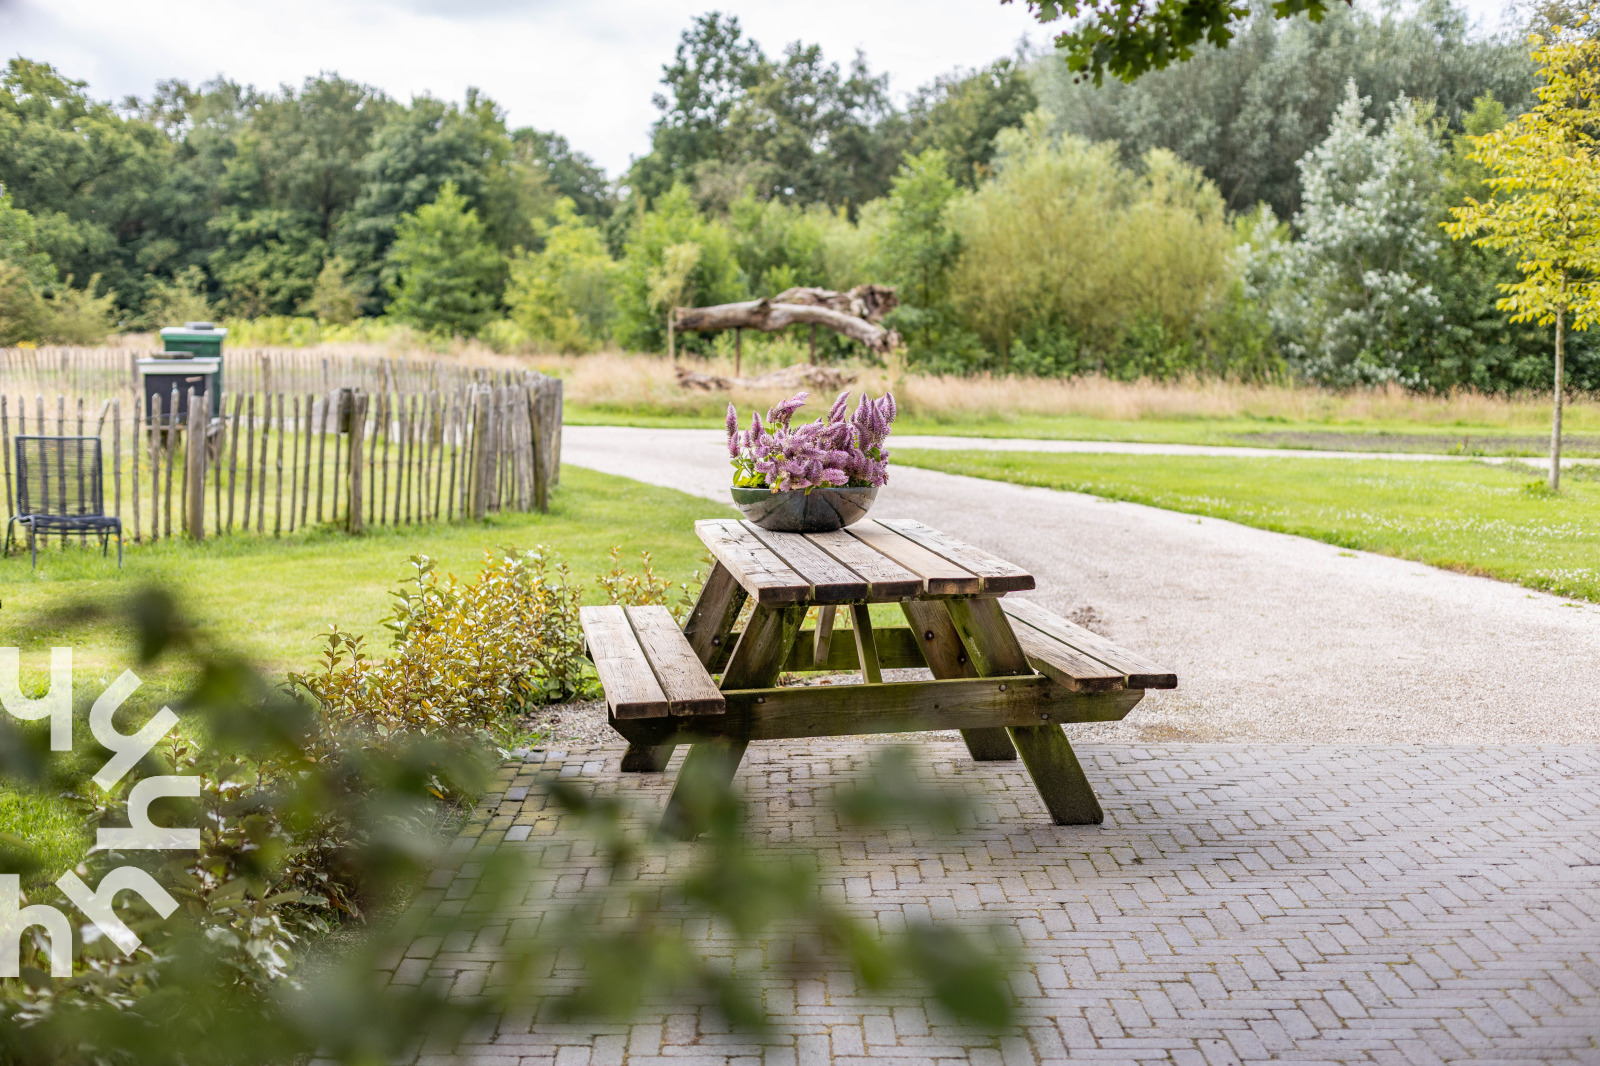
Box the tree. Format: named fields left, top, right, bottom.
left=630, top=15, right=904, bottom=213
left=505, top=200, right=617, bottom=351
left=906, top=58, right=1038, bottom=188
left=876, top=150, right=964, bottom=363
left=1447, top=31, right=1600, bottom=490
left=386, top=181, right=503, bottom=336
left=631, top=12, right=768, bottom=200
left=337, top=91, right=526, bottom=307
left=1007, top=0, right=1355, bottom=84
left=1275, top=84, right=1446, bottom=386
left=308, top=254, right=359, bottom=325
left=614, top=185, right=745, bottom=353
left=512, top=129, right=612, bottom=221
left=946, top=124, right=1250, bottom=377
left=1033, top=0, right=1537, bottom=218
left=0, top=59, right=175, bottom=318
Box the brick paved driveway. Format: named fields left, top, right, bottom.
left=416, top=740, right=1600, bottom=1065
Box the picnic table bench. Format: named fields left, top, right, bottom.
left=580, top=518, right=1176, bottom=834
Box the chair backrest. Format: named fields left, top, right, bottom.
left=14, top=436, right=105, bottom=519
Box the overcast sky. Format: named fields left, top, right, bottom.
left=2, top=0, right=1520, bottom=177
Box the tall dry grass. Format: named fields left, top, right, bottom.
left=546, top=351, right=1600, bottom=432
left=28, top=343, right=1597, bottom=432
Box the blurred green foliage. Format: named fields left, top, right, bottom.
left=0, top=587, right=1019, bottom=1064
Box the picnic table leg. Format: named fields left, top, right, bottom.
left=624, top=562, right=751, bottom=773
left=812, top=605, right=836, bottom=666
left=848, top=604, right=882, bottom=684
left=946, top=597, right=1105, bottom=825
left=661, top=603, right=801, bottom=839
left=900, top=599, right=1017, bottom=762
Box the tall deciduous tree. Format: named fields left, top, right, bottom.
left=906, top=58, right=1038, bottom=189
left=1447, top=30, right=1600, bottom=491
left=877, top=150, right=964, bottom=360
left=1033, top=0, right=1536, bottom=218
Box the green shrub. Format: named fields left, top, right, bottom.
left=504, top=199, right=618, bottom=352
left=292, top=549, right=591, bottom=741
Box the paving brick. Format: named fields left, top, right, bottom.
left=400, top=740, right=1600, bottom=1064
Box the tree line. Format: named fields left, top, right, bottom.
left=2, top=2, right=1593, bottom=392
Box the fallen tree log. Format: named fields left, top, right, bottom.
left=675, top=299, right=901, bottom=353
left=673, top=284, right=902, bottom=354
left=769, top=284, right=897, bottom=323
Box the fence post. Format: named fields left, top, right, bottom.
left=348, top=391, right=367, bottom=534
left=164, top=386, right=178, bottom=540
left=185, top=387, right=205, bottom=540
left=528, top=384, right=547, bottom=515
left=470, top=386, right=491, bottom=520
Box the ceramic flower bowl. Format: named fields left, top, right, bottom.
left=730, top=485, right=879, bottom=532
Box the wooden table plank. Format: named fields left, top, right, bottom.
left=624, top=605, right=726, bottom=716
left=845, top=520, right=982, bottom=596
left=1011, top=623, right=1125, bottom=693
left=1001, top=598, right=1177, bottom=689
left=805, top=528, right=924, bottom=600
left=741, top=521, right=869, bottom=602
left=579, top=605, right=669, bottom=719
left=695, top=518, right=810, bottom=605
left=875, top=518, right=1035, bottom=593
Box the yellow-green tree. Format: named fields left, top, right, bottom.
left=505, top=200, right=617, bottom=352
left=1446, top=30, right=1600, bottom=490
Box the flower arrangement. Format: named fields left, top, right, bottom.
left=726, top=390, right=897, bottom=493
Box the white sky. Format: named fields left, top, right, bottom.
left=1, top=0, right=1520, bottom=177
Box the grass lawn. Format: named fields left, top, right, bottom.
left=897, top=449, right=1600, bottom=603
left=567, top=406, right=1600, bottom=458
left=1, top=465, right=733, bottom=889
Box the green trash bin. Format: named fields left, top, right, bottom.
left=158, top=322, right=227, bottom=416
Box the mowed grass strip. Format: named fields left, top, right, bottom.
left=896, top=449, right=1600, bottom=603
left=0, top=466, right=730, bottom=888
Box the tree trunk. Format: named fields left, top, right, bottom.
left=675, top=298, right=901, bottom=354
left=1550, top=306, right=1565, bottom=492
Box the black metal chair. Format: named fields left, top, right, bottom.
left=5, top=436, right=122, bottom=568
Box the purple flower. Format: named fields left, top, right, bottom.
left=725, top=389, right=895, bottom=493
left=766, top=392, right=809, bottom=428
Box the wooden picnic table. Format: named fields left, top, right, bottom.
left=580, top=517, right=1177, bottom=835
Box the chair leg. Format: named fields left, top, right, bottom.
left=116, top=530, right=123, bottom=569
left=29, top=526, right=37, bottom=569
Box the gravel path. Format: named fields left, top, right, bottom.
left=563, top=425, right=1600, bottom=745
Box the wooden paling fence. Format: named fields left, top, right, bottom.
left=0, top=374, right=562, bottom=547
left=0, top=346, right=529, bottom=400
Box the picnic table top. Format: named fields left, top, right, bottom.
left=694, top=517, right=1035, bottom=605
